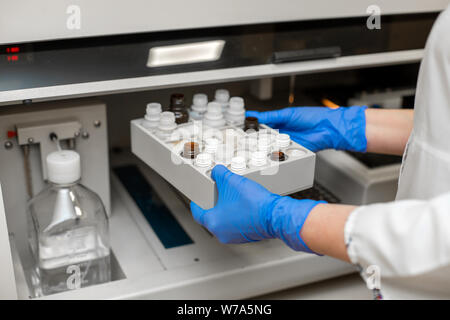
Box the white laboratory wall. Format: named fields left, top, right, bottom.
left=1, top=0, right=449, bottom=44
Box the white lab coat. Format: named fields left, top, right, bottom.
left=344, top=6, right=450, bottom=299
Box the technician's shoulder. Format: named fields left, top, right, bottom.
left=425, top=6, right=450, bottom=59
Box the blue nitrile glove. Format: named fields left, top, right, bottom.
left=190, top=165, right=326, bottom=253
left=246, top=106, right=367, bottom=152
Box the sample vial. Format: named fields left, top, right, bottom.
left=286, top=148, right=307, bottom=157
left=189, top=93, right=208, bottom=121
left=214, top=89, right=230, bottom=112
left=195, top=152, right=213, bottom=169
left=183, top=141, right=200, bottom=159
left=157, top=111, right=178, bottom=140
left=244, top=116, right=259, bottom=132
left=235, top=149, right=251, bottom=162
left=169, top=93, right=189, bottom=124
left=203, top=102, right=226, bottom=128
left=224, top=128, right=238, bottom=149
left=257, top=136, right=272, bottom=153
left=230, top=156, right=246, bottom=174
left=270, top=151, right=286, bottom=162
left=215, top=144, right=234, bottom=165
left=204, top=138, right=220, bottom=155
left=225, top=97, right=246, bottom=125
left=142, top=102, right=162, bottom=131
left=250, top=151, right=267, bottom=167
left=276, top=133, right=291, bottom=149
left=239, top=136, right=258, bottom=152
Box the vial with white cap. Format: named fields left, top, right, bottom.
left=257, top=136, right=272, bottom=153
left=204, top=138, right=220, bottom=156
left=157, top=111, right=178, bottom=140
left=225, top=96, right=246, bottom=125
left=276, top=133, right=291, bottom=150
left=230, top=156, right=246, bottom=174
left=189, top=93, right=208, bottom=121
left=239, top=136, right=258, bottom=152
left=250, top=151, right=268, bottom=168
left=27, top=150, right=111, bottom=297
left=214, top=89, right=230, bottom=112
left=215, top=144, right=234, bottom=165
left=142, top=102, right=162, bottom=131
left=202, top=102, right=226, bottom=128
left=195, top=152, right=213, bottom=169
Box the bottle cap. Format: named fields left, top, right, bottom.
left=205, top=102, right=223, bottom=119
left=195, top=152, right=213, bottom=168
left=244, top=117, right=259, bottom=132
left=159, top=111, right=177, bottom=130
left=205, top=138, right=219, bottom=154
left=230, top=156, right=246, bottom=173
left=203, top=102, right=226, bottom=128
left=276, top=133, right=291, bottom=148
left=226, top=97, right=246, bottom=125
left=145, top=103, right=162, bottom=121
left=229, top=97, right=245, bottom=111
left=170, top=93, right=185, bottom=107
left=47, top=150, right=81, bottom=184
left=193, top=93, right=208, bottom=107
left=250, top=151, right=267, bottom=167
left=215, top=89, right=230, bottom=103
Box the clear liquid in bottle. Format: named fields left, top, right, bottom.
left=27, top=150, right=111, bottom=296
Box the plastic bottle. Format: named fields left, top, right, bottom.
left=189, top=93, right=208, bottom=121
left=169, top=93, right=189, bottom=124
left=203, top=102, right=226, bottom=128
left=225, top=97, right=246, bottom=125
left=214, top=89, right=230, bottom=112
left=27, top=150, right=111, bottom=297
left=157, top=111, right=178, bottom=140
left=142, top=103, right=162, bottom=131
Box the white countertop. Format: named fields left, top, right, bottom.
left=254, top=273, right=373, bottom=300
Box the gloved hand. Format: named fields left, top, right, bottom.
left=246, top=106, right=367, bottom=152
left=190, top=165, right=326, bottom=253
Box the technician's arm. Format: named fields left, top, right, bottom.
left=191, top=167, right=450, bottom=298
left=190, top=164, right=357, bottom=260
left=247, top=106, right=414, bottom=156
left=300, top=203, right=354, bottom=262
left=365, top=108, right=414, bottom=155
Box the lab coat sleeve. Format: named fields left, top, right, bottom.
left=344, top=191, right=450, bottom=299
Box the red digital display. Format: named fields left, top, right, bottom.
left=5, top=47, right=20, bottom=53
left=3, top=46, right=21, bottom=63
left=2, top=45, right=30, bottom=64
